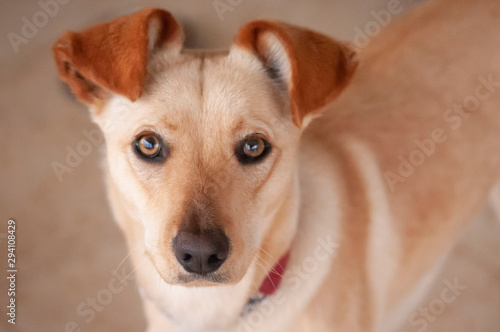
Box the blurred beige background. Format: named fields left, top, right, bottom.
left=0, top=0, right=498, bottom=331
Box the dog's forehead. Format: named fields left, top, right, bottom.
left=140, top=52, right=282, bottom=134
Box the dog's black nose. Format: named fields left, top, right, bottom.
left=173, top=229, right=230, bottom=275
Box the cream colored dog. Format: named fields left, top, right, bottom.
left=53, top=0, right=500, bottom=331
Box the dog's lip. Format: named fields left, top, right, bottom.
left=176, top=272, right=229, bottom=286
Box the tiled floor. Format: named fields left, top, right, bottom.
left=0, top=0, right=498, bottom=331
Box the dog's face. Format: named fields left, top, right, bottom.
left=99, top=51, right=301, bottom=285
left=53, top=9, right=356, bottom=286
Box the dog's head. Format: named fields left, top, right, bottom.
left=53, top=9, right=356, bottom=286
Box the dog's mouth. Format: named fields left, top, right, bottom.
left=174, top=271, right=229, bottom=285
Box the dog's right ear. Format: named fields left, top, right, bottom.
left=53, top=8, right=183, bottom=105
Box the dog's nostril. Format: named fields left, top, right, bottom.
left=208, top=254, right=222, bottom=265
left=183, top=254, right=192, bottom=262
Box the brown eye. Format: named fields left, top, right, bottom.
left=243, top=137, right=265, bottom=157
left=236, top=134, right=271, bottom=164
left=134, top=133, right=164, bottom=160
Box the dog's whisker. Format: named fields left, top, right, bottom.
left=255, top=246, right=280, bottom=268
left=255, top=254, right=277, bottom=274
left=255, top=261, right=279, bottom=292
left=254, top=257, right=280, bottom=290
left=257, top=254, right=287, bottom=281
left=249, top=277, right=261, bottom=293
left=114, top=245, right=142, bottom=274
left=253, top=259, right=270, bottom=279
left=259, top=247, right=286, bottom=271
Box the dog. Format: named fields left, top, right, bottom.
left=53, top=0, right=500, bottom=330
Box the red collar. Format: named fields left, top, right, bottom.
left=258, top=250, right=291, bottom=295
left=241, top=250, right=291, bottom=316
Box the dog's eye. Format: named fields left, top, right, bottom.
left=235, top=135, right=271, bottom=164
left=134, top=133, right=165, bottom=161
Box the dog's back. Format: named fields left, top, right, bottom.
left=300, top=0, right=500, bottom=329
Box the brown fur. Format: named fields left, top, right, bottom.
left=234, top=20, right=358, bottom=127
left=52, top=1, right=500, bottom=331
left=53, top=8, right=182, bottom=104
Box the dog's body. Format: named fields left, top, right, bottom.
left=53, top=0, right=500, bottom=331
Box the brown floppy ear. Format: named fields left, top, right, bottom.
left=234, top=21, right=357, bottom=128
left=53, top=8, right=183, bottom=105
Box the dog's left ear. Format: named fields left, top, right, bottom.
left=233, top=21, right=357, bottom=128
left=53, top=8, right=184, bottom=105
